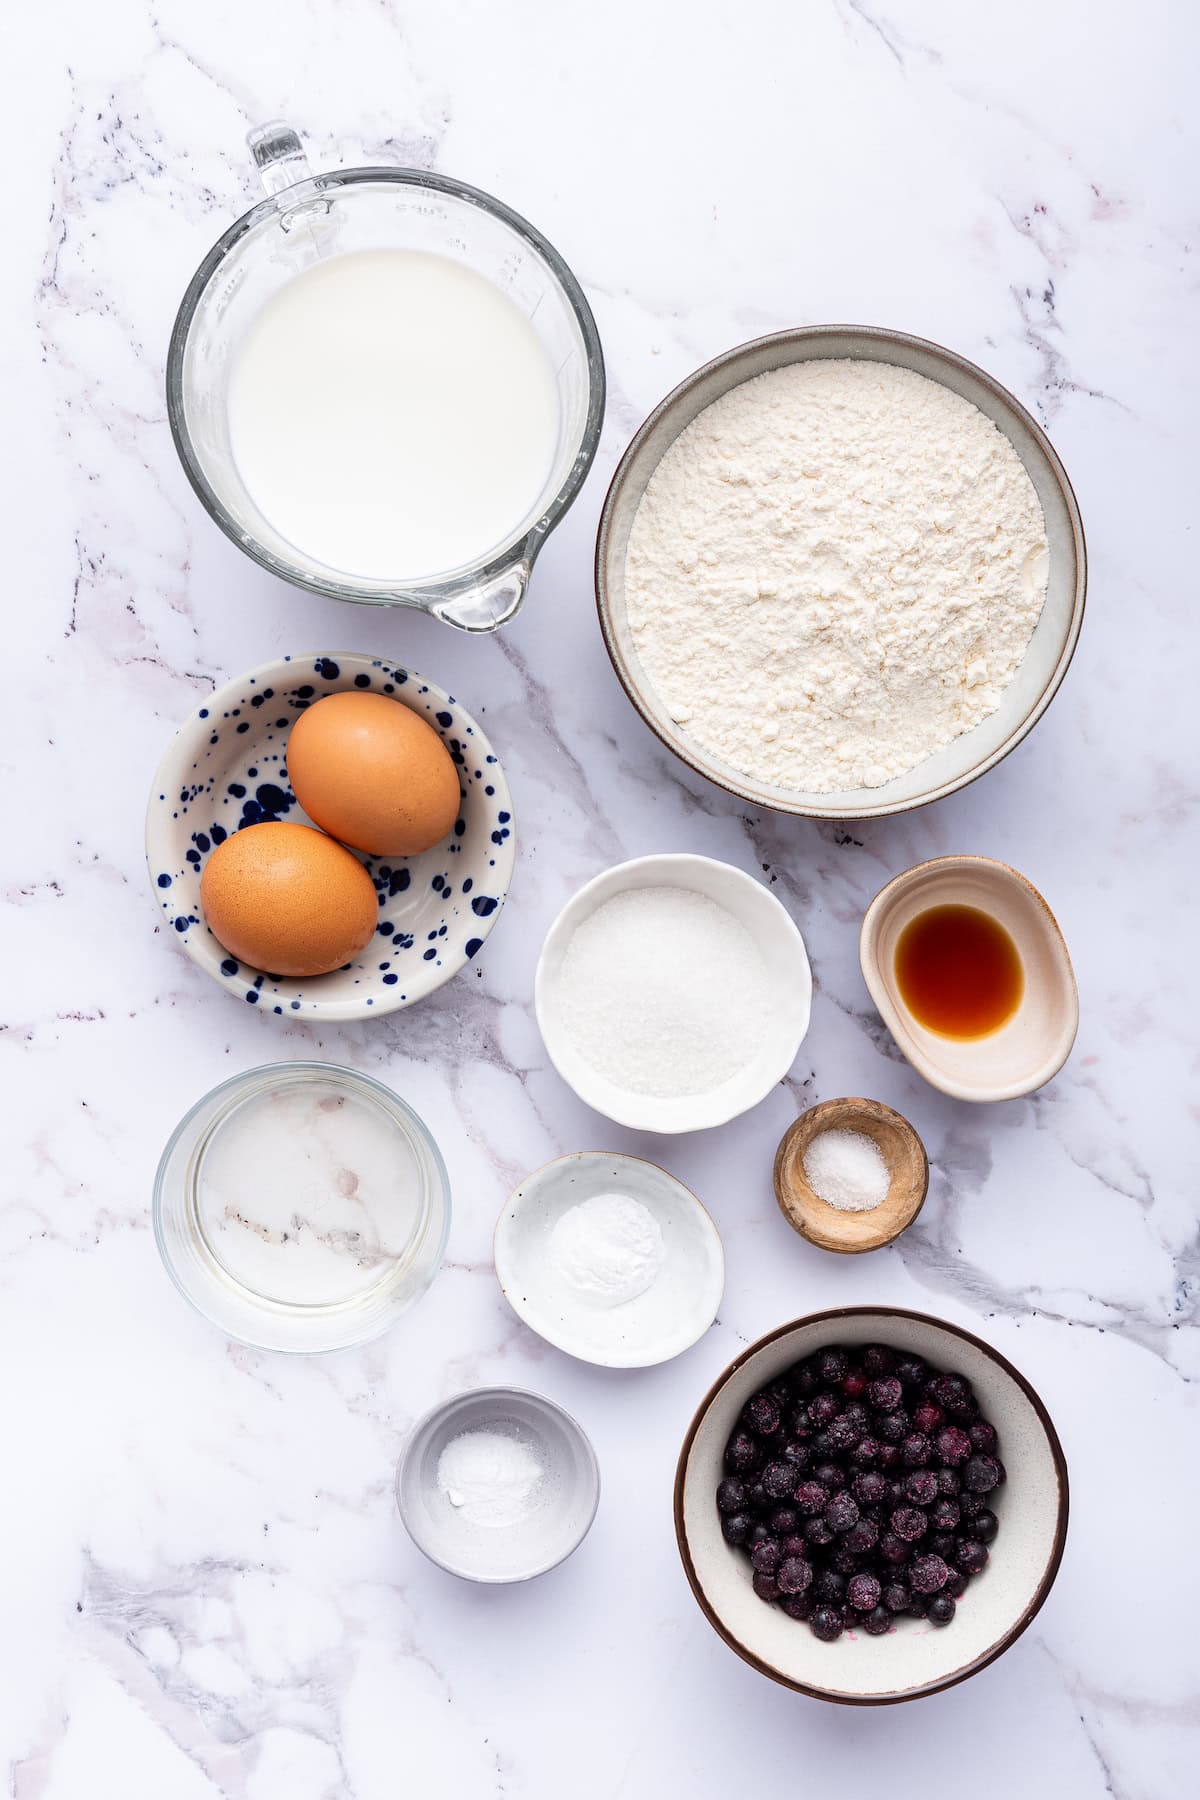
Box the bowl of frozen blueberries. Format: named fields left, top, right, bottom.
left=674, top=1307, right=1068, bottom=1703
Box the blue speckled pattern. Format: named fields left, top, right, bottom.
left=144, top=652, right=515, bottom=1019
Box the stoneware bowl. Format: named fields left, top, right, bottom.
left=145, top=651, right=515, bottom=1020
left=494, top=1151, right=725, bottom=1367
left=535, top=853, right=812, bottom=1133
left=675, top=1308, right=1069, bottom=1704
left=859, top=856, right=1078, bottom=1102
left=773, top=1098, right=929, bottom=1253
left=596, top=325, right=1086, bottom=820
left=396, top=1387, right=600, bottom=1583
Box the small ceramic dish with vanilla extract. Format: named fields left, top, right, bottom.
left=860, top=856, right=1077, bottom=1103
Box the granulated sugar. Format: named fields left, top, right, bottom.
left=550, top=886, right=770, bottom=1097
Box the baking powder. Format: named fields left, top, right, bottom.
left=548, top=1193, right=664, bottom=1307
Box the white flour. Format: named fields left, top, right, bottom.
left=625, top=359, right=1049, bottom=793
left=551, top=885, right=770, bottom=1097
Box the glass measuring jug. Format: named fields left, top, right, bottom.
left=167, top=124, right=605, bottom=631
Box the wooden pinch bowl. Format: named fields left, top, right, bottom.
left=773, top=1097, right=928, bottom=1253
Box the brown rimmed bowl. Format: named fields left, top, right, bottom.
left=596, top=325, right=1086, bottom=820
left=674, top=1307, right=1068, bottom=1703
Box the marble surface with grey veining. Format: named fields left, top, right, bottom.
left=3, top=1, right=1198, bottom=1795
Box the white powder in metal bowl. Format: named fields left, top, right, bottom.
left=551, top=886, right=770, bottom=1098
left=624, top=358, right=1049, bottom=794
left=436, top=1428, right=545, bottom=1529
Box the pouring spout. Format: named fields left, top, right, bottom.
left=429, top=562, right=530, bottom=632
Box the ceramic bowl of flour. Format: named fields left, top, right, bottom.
left=494, top=1152, right=725, bottom=1367
left=596, top=325, right=1086, bottom=820
left=535, top=853, right=812, bottom=1133
left=396, top=1387, right=600, bottom=1583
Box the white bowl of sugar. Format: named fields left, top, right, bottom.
left=535, top=854, right=812, bottom=1133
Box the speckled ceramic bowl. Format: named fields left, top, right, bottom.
left=676, top=1308, right=1068, bottom=1704
left=145, top=651, right=514, bottom=1019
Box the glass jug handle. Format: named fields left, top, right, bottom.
left=247, top=121, right=314, bottom=197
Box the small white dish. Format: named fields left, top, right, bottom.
left=396, top=1387, right=600, bottom=1584
left=145, top=650, right=515, bottom=1020
left=535, top=854, right=812, bottom=1133
left=494, top=1152, right=725, bottom=1368
left=860, top=855, right=1078, bottom=1103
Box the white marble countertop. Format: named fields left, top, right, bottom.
left=5, top=1, right=1197, bottom=1794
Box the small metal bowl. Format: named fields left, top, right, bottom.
left=596, top=325, right=1086, bottom=820
left=396, top=1387, right=600, bottom=1583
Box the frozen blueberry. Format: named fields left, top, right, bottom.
left=769, top=1507, right=799, bottom=1535
left=929, top=1533, right=957, bottom=1560
left=744, top=1393, right=782, bottom=1436
left=725, top=1431, right=763, bottom=1474
left=752, top=1570, right=780, bottom=1603
left=868, top=1377, right=903, bottom=1412
left=893, top=1356, right=929, bottom=1389
left=778, top=1556, right=813, bottom=1595
left=909, top=1554, right=950, bottom=1594
left=816, top=1349, right=851, bottom=1385
left=852, top=1470, right=889, bottom=1507
left=813, top=1461, right=847, bottom=1492
left=879, top=1531, right=912, bottom=1565
left=934, top=1426, right=972, bottom=1467
left=882, top=1581, right=912, bottom=1614
left=812, top=1569, right=846, bottom=1605
left=891, top=1507, right=928, bottom=1543
left=794, top=1481, right=828, bottom=1516
left=751, top=1539, right=783, bottom=1575
left=928, top=1593, right=956, bottom=1626
left=863, top=1605, right=892, bottom=1636
left=803, top=1516, right=835, bottom=1548
left=904, top=1470, right=939, bottom=1507
left=809, top=1605, right=845, bottom=1642
left=721, top=1512, right=751, bottom=1545
left=780, top=1592, right=816, bottom=1621
left=807, top=1392, right=841, bottom=1428
left=912, top=1401, right=944, bottom=1435
left=969, top=1420, right=998, bottom=1454
left=850, top=1436, right=882, bottom=1469
left=762, top=1460, right=797, bottom=1500
left=935, top=1468, right=961, bottom=1496
left=747, top=1483, right=770, bottom=1514
left=783, top=1440, right=812, bottom=1471
left=944, top=1569, right=969, bottom=1599
left=901, top=1432, right=932, bottom=1468
left=861, top=1346, right=896, bottom=1378
left=877, top=1443, right=902, bottom=1471
left=843, top=1517, right=880, bottom=1557
left=956, top=1539, right=990, bottom=1576
left=930, top=1497, right=961, bottom=1533
left=875, top=1411, right=909, bottom=1445
left=716, top=1477, right=746, bottom=1515
left=846, top=1572, right=882, bottom=1612
left=963, top=1455, right=1003, bottom=1494
left=841, top=1371, right=869, bottom=1399
left=968, top=1508, right=999, bottom=1545
left=824, top=1492, right=860, bottom=1534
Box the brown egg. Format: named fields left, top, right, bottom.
left=199, top=822, right=377, bottom=978
left=286, top=691, right=461, bottom=856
